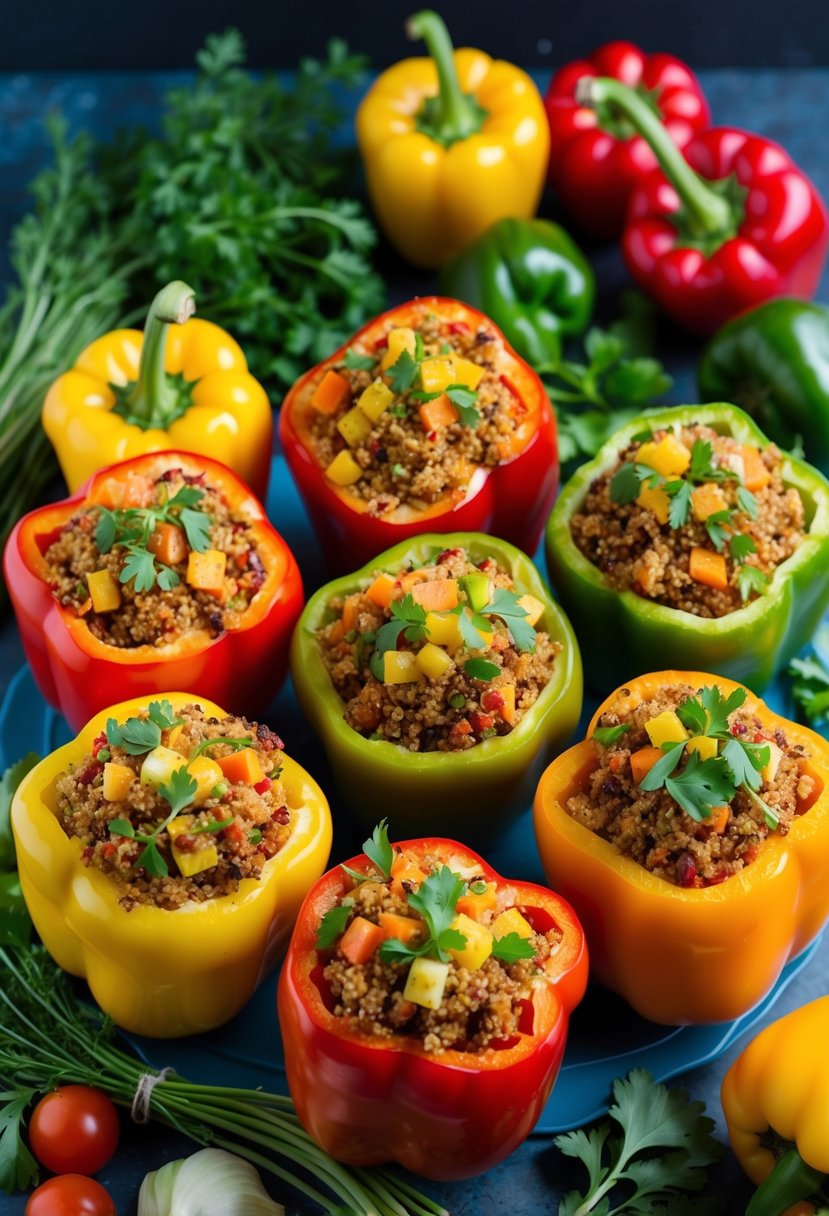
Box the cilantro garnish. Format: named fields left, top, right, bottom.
left=490, top=932, right=535, bottom=963
left=108, top=765, right=198, bottom=877
left=344, top=348, right=375, bottom=370
left=105, top=699, right=182, bottom=755
left=316, top=902, right=352, bottom=950
left=464, top=658, right=500, bottom=681
left=593, top=724, right=631, bottom=747
left=704, top=509, right=732, bottom=552
left=378, top=866, right=467, bottom=965
left=188, top=735, right=253, bottom=760
left=737, top=563, right=770, bottom=603
left=386, top=349, right=419, bottom=393
left=369, top=595, right=428, bottom=679
left=609, top=460, right=658, bottom=505
left=481, top=588, right=535, bottom=653
left=444, top=384, right=481, bottom=427
left=340, top=818, right=394, bottom=885
left=95, top=483, right=211, bottom=592
left=667, top=481, right=692, bottom=529
left=448, top=605, right=488, bottom=649
left=788, top=652, right=829, bottom=725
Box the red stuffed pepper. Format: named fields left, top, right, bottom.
left=4, top=451, right=303, bottom=731
left=278, top=825, right=587, bottom=1180
left=279, top=297, right=557, bottom=570
left=575, top=75, right=828, bottom=334
left=545, top=40, right=710, bottom=239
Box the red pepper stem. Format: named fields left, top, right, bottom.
left=576, top=76, right=733, bottom=238
left=746, top=1148, right=825, bottom=1216
left=123, top=280, right=196, bottom=425
left=406, top=10, right=483, bottom=145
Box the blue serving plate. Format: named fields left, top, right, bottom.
left=1, top=448, right=823, bottom=1133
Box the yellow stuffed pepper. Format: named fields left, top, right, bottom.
left=12, top=692, right=331, bottom=1038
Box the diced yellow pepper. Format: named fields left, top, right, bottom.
left=380, top=328, right=417, bottom=371
left=187, top=756, right=225, bottom=806
left=500, top=683, right=517, bottom=726
left=761, top=741, right=783, bottom=786
left=336, top=406, right=373, bottom=448
left=692, top=483, right=729, bottom=522
left=419, top=357, right=455, bottom=394
left=452, top=357, right=485, bottom=389
left=383, top=650, right=423, bottom=684
left=325, top=450, right=363, bottom=486
left=637, top=434, right=692, bottom=478
left=425, top=611, right=462, bottom=648
left=164, top=723, right=185, bottom=750
left=357, top=378, right=394, bottom=422
left=141, top=746, right=190, bottom=789
left=415, top=642, right=454, bottom=681
left=87, top=569, right=121, bottom=613
left=516, top=593, right=545, bottom=627
left=102, top=762, right=133, bottom=801
left=168, top=815, right=218, bottom=877
left=448, top=913, right=493, bottom=970
left=636, top=484, right=671, bottom=524
left=645, top=710, right=689, bottom=748
left=492, top=907, right=534, bottom=940
left=186, top=549, right=226, bottom=595
left=456, top=881, right=498, bottom=920
left=403, top=956, right=449, bottom=1010
left=687, top=735, right=718, bottom=762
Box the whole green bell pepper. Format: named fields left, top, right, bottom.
left=438, top=217, right=595, bottom=367
left=290, top=532, right=583, bottom=839
left=546, top=403, right=829, bottom=692
left=698, top=298, right=829, bottom=475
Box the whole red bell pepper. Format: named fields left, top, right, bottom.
left=4, top=451, right=303, bottom=732
left=278, top=296, right=557, bottom=570
left=544, top=41, right=710, bottom=239
left=278, top=835, right=587, bottom=1181
left=576, top=75, right=829, bottom=335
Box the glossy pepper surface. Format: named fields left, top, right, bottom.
left=279, top=296, right=558, bottom=570
left=437, top=217, right=595, bottom=367
left=4, top=451, right=303, bottom=732
left=534, top=671, right=829, bottom=1025
left=546, top=404, right=829, bottom=692
left=544, top=40, right=710, bottom=239
left=723, top=997, right=829, bottom=1216
left=290, top=533, right=582, bottom=839
left=356, top=11, right=549, bottom=268
left=278, top=836, right=587, bottom=1179
left=575, top=77, right=828, bottom=335
left=12, top=693, right=332, bottom=1038
left=699, top=298, right=829, bottom=477
left=42, top=280, right=273, bottom=500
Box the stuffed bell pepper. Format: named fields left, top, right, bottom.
left=12, top=693, right=332, bottom=1037
left=533, top=671, right=829, bottom=1025
left=279, top=296, right=558, bottom=570
left=546, top=404, right=829, bottom=692
left=290, top=533, right=582, bottom=838
left=278, top=823, right=587, bottom=1179
left=4, top=451, right=303, bottom=731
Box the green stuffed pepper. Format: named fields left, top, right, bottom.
left=438, top=217, right=595, bottom=367
left=291, top=532, right=582, bottom=839
left=698, top=298, right=829, bottom=475
left=546, top=403, right=829, bottom=692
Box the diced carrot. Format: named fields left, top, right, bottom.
left=148, top=523, right=188, bottom=566
left=366, top=573, right=396, bottom=609
left=216, top=747, right=265, bottom=786
left=741, top=445, right=771, bottom=492
left=94, top=474, right=155, bottom=509
left=390, top=852, right=426, bottom=895
left=689, top=547, right=729, bottom=591
left=186, top=549, right=227, bottom=595
left=378, top=911, right=423, bottom=945
left=399, top=569, right=430, bottom=593
left=456, top=881, right=497, bottom=920
left=342, top=594, right=361, bottom=632
left=630, top=746, right=664, bottom=785
left=706, top=806, right=731, bottom=834
left=499, top=684, right=517, bottom=726
left=339, top=916, right=385, bottom=964
left=311, top=369, right=350, bottom=415
left=418, top=394, right=459, bottom=432
left=410, top=578, right=459, bottom=612
left=327, top=620, right=345, bottom=643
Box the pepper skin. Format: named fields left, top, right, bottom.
left=4, top=451, right=303, bottom=732
left=279, top=296, right=557, bottom=570
left=533, top=671, right=829, bottom=1026
left=42, top=281, right=273, bottom=501
left=11, top=693, right=332, bottom=1038
left=698, top=298, right=829, bottom=477
left=437, top=217, right=596, bottom=368
left=290, top=533, right=582, bottom=839
left=356, top=11, right=549, bottom=268
left=546, top=404, right=829, bottom=693
left=278, top=836, right=587, bottom=1180
left=722, top=997, right=829, bottom=1216
left=545, top=41, right=710, bottom=239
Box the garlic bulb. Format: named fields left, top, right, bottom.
left=138, top=1148, right=284, bottom=1216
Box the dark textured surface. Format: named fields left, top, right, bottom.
left=2, top=66, right=829, bottom=1215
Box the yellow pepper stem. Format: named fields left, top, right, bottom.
left=746, top=1148, right=826, bottom=1216
left=406, top=10, right=487, bottom=146
left=121, top=280, right=196, bottom=428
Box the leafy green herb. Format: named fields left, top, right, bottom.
left=676, top=685, right=746, bottom=738
left=687, top=438, right=735, bottom=485
left=105, top=700, right=182, bottom=755
left=0, top=755, right=39, bottom=873
left=736, top=486, right=759, bottom=517
left=667, top=480, right=692, bottom=529
left=555, top=1069, right=723, bottom=1216
left=491, top=932, right=535, bottom=963
left=722, top=738, right=769, bottom=790
left=705, top=509, right=732, bottom=552
left=379, top=866, right=467, bottom=965
left=344, top=348, right=376, bottom=371
left=737, top=563, right=770, bottom=602
left=190, top=816, right=234, bottom=834
left=188, top=735, right=253, bottom=760
left=609, top=461, right=658, bottom=506
left=0, top=1087, right=40, bottom=1192
left=316, top=902, right=353, bottom=951
left=464, top=658, right=500, bottom=681
left=445, top=384, right=481, bottom=427
left=95, top=483, right=212, bottom=592
left=0, top=755, right=40, bottom=949
left=661, top=750, right=737, bottom=822
left=788, top=652, right=829, bottom=725
left=593, top=724, right=631, bottom=747
left=448, top=605, right=488, bottom=649
left=341, top=819, right=394, bottom=885
left=481, top=588, right=535, bottom=653
left=386, top=350, right=419, bottom=394
left=391, top=462, right=406, bottom=478
left=109, top=766, right=198, bottom=877
left=370, top=595, right=429, bottom=678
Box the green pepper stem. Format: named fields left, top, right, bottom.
left=123, top=280, right=196, bottom=426
left=407, top=10, right=482, bottom=144
left=575, top=76, right=733, bottom=238
left=746, top=1148, right=826, bottom=1216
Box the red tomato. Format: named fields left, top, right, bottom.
left=29, top=1086, right=119, bottom=1175
left=26, top=1175, right=116, bottom=1216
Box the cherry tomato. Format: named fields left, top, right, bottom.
left=26, top=1175, right=116, bottom=1216
left=29, top=1086, right=119, bottom=1175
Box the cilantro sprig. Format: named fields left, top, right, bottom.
left=108, top=766, right=198, bottom=877
left=384, top=335, right=482, bottom=428
left=95, top=483, right=211, bottom=593
left=379, top=866, right=468, bottom=965
left=105, top=700, right=182, bottom=755
left=593, top=723, right=631, bottom=747
left=490, top=932, right=535, bottom=963
left=369, top=594, right=428, bottom=679
left=340, top=819, right=394, bottom=885
left=480, top=589, right=535, bottom=653
left=316, top=901, right=352, bottom=950
left=788, top=650, right=829, bottom=725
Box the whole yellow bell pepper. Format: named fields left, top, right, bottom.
left=722, top=996, right=829, bottom=1216
left=42, top=280, right=273, bottom=501
left=11, top=692, right=332, bottom=1038
left=356, top=10, right=549, bottom=268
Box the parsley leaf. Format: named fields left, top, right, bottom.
left=386, top=349, right=419, bottom=393
left=370, top=594, right=428, bottom=678
left=148, top=700, right=181, bottom=731
left=120, top=545, right=158, bottom=593
left=610, top=461, right=647, bottom=505
left=108, top=818, right=134, bottom=838
left=491, top=932, right=535, bottom=963
left=593, top=724, right=631, bottom=747
left=639, top=742, right=686, bottom=792
left=788, top=653, right=829, bottom=725
left=736, top=485, right=759, bottom=518
left=667, top=480, right=692, bottom=529
left=705, top=510, right=732, bottom=552
left=379, top=865, right=468, bottom=965
left=316, top=903, right=352, bottom=950
left=158, top=767, right=199, bottom=818
left=95, top=507, right=117, bottom=553
left=345, top=348, right=376, bottom=370
left=722, top=739, right=769, bottom=791
left=481, top=588, right=535, bottom=653
left=0, top=1087, right=40, bottom=1192
left=729, top=533, right=757, bottom=563
left=448, top=605, right=487, bottom=649
left=179, top=507, right=211, bottom=552
left=664, top=752, right=737, bottom=823
left=737, top=564, right=769, bottom=602
left=341, top=818, right=394, bottom=884
left=106, top=714, right=160, bottom=755
left=445, top=384, right=481, bottom=427
left=464, top=658, right=500, bottom=681
left=677, top=686, right=746, bottom=739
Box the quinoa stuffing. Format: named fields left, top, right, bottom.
left=306, top=305, right=534, bottom=517
left=567, top=681, right=820, bottom=888
left=43, top=464, right=269, bottom=647
left=55, top=699, right=289, bottom=910
left=570, top=424, right=805, bottom=617
left=318, top=545, right=559, bottom=751
left=316, top=823, right=561, bottom=1055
